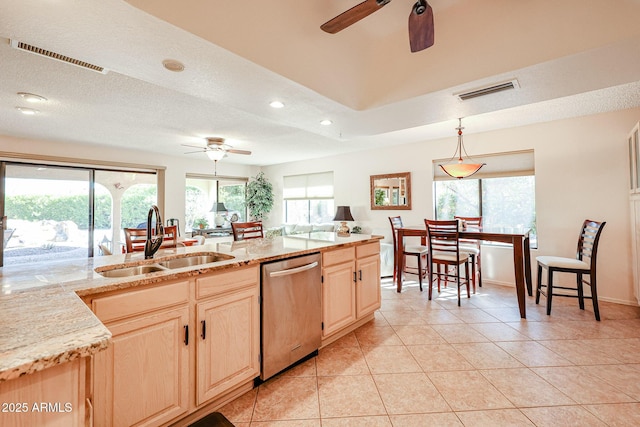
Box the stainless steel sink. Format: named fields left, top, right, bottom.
left=97, top=264, right=167, bottom=278
left=95, top=252, right=235, bottom=277
left=159, top=253, right=234, bottom=269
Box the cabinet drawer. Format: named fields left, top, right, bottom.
left=196, top=265, right=259, bottom=299
left=323, top=247, right=355, bottom=267
left=357, top=241, right=380, bottom=259
left=92, top=280, right=189, bottom=323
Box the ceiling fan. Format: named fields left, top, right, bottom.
left=182, top=137, right=252, bottom=161
left=321, top=0, right=434, bottom=53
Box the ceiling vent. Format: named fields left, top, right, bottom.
left=456, top=79, right=519, bottom=101
left=9, top=39, right=108, bottom=74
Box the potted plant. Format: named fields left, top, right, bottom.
left=193, top=217, right=208, bottom=229
left=246, top=172, right=274, bottom=221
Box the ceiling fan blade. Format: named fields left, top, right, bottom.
left=408, top=1, right=434, bottom=53
left=181, top=143, right=206, bottom=150
left=183, top=149, right=206, bottom=154
left=321, top=0, right=391, bottom=34
left=226, top=148, right=252, bottom=155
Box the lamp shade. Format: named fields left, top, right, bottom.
left=210, top=202, right=228, bottom=213
left=333, top=206, right=354, bottom=221
left=206, top=149, right=226, bottom=161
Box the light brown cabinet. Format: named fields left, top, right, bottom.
left=322, top=242, right=381, bottom=340
left=90, top=280, right=190, bottom=427
left=322, top=246, right=357, bottom=337
left=0, top=358, right=86, bottom=427
left=356, top=242, right=382, bottom=318
left=88, top=266, right=260, bottom=427
left=195, top=267, right=260, bottom=405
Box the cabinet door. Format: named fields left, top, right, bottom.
left=322, top=261, right=357, bottom=337
left=356, top=254, right=381, bottom=318
left=93, top=306, right=190, bottom=427
left=196, top=286, right=260, bottom=405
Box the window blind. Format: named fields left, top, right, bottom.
left=433, top=149, right=534, bottom=181
left=283, top=171, right=334, bottom=200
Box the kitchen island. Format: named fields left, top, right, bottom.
left=0, top=232, right=381, bottom=427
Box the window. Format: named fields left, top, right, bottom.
left=283, top=172, right=334, bottom=224
left=433, top=150, right=537, bottom=246
left=185, top=175, right=247, bottom=231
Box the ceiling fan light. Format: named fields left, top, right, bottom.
left=206, top=149, right=226, bottom=161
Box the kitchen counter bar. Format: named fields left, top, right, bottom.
left=0, top=233, right=381, bottom=381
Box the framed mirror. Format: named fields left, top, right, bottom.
left=370, top=172, right=411, bottom=210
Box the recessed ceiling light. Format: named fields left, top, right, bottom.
left=269, top=100, right=285, bottom=109
left=320, top=119, right=333, bottom=126
left=17, top=92, right=47, bottom=103
left=162, top=59, right=185, bottom=72
left=16, top=107, right=39, bottom=115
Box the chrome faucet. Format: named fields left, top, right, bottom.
left=144, top=205, right=164, bottom=259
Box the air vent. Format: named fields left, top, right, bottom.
left=9, top=39, right=108, bottom=74
left=456, top=79, right=519, bottom=101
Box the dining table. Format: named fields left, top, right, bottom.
left=395, top=225, right=533, bottom=319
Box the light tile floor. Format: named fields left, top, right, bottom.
left=218, top=278, right=640, bottom=426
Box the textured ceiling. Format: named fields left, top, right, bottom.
left=0, top=0, right=639, bottom=166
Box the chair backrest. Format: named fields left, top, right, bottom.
left=124, top=227, right=148, bottom=253
left=425, top=219, right=462, bottom=259
left=577, top=220, right=606, bottom=270
left=231, top=221, right=264, bottom=241
left=455, top=216, right=483, bottom=245
left=163, top=225, right=178, bottom=248
left=388, top=216, right=404, bottom=253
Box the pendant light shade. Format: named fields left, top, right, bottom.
left=439, top=118, right=485, bottom=179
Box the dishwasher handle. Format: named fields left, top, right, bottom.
left=269, top=261, right=319, bottom=278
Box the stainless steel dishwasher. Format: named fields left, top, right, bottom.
left=260, top=252, right=322, bottom=381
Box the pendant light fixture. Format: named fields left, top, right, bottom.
left=439, top=118, right=485, bottom=179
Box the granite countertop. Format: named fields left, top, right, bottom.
left=0, top=233, right=381, bottom=381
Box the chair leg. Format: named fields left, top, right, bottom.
left=437, top=264, right=441, bottom=292
left=456, top=265, right=462, bottom=307
left=428, top=260, right=434, bottom=300
left=469, top=254, right=476, bottom=294
left=477, top=251, right=482, bottom=288
left=417, top=255, right=423, bottom=292
left=535, top=264, right=542, bottom=304
left=546, top=268, right=554, bottom=316
left=577, top=273, right=585, bottom=310
left=465, top=261, right=471, bottom=299
left=591, top=275, right=601, bottom=321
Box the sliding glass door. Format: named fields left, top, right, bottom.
left=0, top=162, right=158, bottom=266
left=2, top=164, right=92, bottom=266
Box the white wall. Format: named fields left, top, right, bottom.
left=262, top=108, right=640, bottom=306
left=0, top=134, right=260, bottom=232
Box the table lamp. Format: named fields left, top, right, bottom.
left=210, top=202, right=228, bottom=227
left=333, top=206, right=355, bottom=237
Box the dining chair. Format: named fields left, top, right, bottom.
left=123, top=227, right=148, bottom=253
left=536, top=219, right=606, bottom=320
left=231, top=221, right=264, bottom=241
left=424, top=219, right=472, bottom=306
left=389, top=216, right=429, bottom=291
left=455, top=216, right=483, bottom=291
left=163, top=225, right=178, bottom=248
